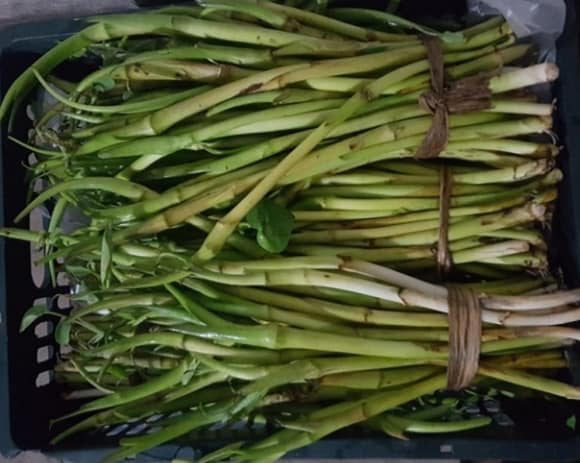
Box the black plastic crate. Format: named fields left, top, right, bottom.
left=2, top=1, right=580, bottom=461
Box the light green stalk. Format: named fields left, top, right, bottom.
left=98, top=99, right=346, bottom=161
left=255, top=0, right=417, bottom=42
left=34, top=70, right=209, bottom=115
left=229, top=375, right=448, bottom=462
left=319, top=366, right=441, bottom=389
left=15, top=177, right=156, bottom=223
left=195, top=76, right=511, bottom=261
left=206, top=89, right=340, bottom=116
left=284, top=116, right=552, bottom=183
left=0, top=14, right=180, bottom=122
left=176, top=321, right=447, bottom=358
left=92, top=331, right=318, bottom=364
left=55, top=360, right=190, bottom=421
left=75, top=45, right=274, bottom=93
left=292, top=190, right=554, bottom=241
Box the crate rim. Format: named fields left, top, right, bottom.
left=2, top=3, right=580, bottom=461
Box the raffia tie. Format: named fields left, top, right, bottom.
left=437, top=166, right=453, bottom=277
left=446, top=286, right=482, bottom=390
left=415, top=35, right=493, bottom=160
left=413, top=36, right=487, bottom=390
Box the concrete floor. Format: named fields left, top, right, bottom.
left=0, top=2, right=458, bottom=462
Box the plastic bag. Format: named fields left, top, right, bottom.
left=468, top=0, right=566, bottom=62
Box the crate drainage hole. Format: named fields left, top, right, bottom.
left=56, top=272, right=70, bottom=287
left=56, top=294, right=71, bottom=310
left=495, top=413, right=514, bottom=426
left=440, top=444, right=453, bottom=454
left=32, top=178, right=48, bottom=194
left=36, top=345, right=54, bottom=363
left=125, top=423, right=149, bottom=436
left=60, top=344, right=73, bottom=355
left=29, top=206, right=49, bottom=288
left=35, top=370, right=53, bottom=387
left=34, top=321, right=53, bottom=339
left=106, top=424, right=129, bottom=437
left=146, top=414, right=163, bottom=423
left=33, top=297, right=49, bottom=308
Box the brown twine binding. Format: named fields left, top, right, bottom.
left=437, top=166, right=453, bottom=277
left=441, top=174, right=483, bottom=390
left=415, top=36, right=493, bottom=160
left=414, top=37, right=488, bottom=390
left=415, top=35, right=448, bottom=160
left=446, top=286, right=482, bottom=390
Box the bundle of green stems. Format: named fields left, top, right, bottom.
left=1, top=1, right=576, bottom=462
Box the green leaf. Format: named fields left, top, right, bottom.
left=65, top=263, right=99, bottom=280
left=181, top=358, right=200, bottom=385
left=246, top=199, right=295, bottom=253
left=100, top=225, right=113, bottom=289
left=19, top=304, right=48, bottom=333
left=70, top=47, right=87, bottom=59
left=567, top=415, right=576, bottom=431
left=108, top=365, right=129, bottom=381
left=200, top=7, right=221, bottom=18
left=182, top=368, right=196, bottom=386
left=231, top=390, right=266, bottom=415
left=499, top=389, right=515, bottom=398
left=55, top=321, right=71, bottom=345
left=197, top=442, right=244, bottom=463
left=442, top=398, right=458, bottom=406
left=439, top=31, right=466, bottom=44
left=93, top=76, right=115, bottom=93
left=378, top=416, right=407, bottom=440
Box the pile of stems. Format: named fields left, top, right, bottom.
left=0, top=2, right=575, bottom=463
